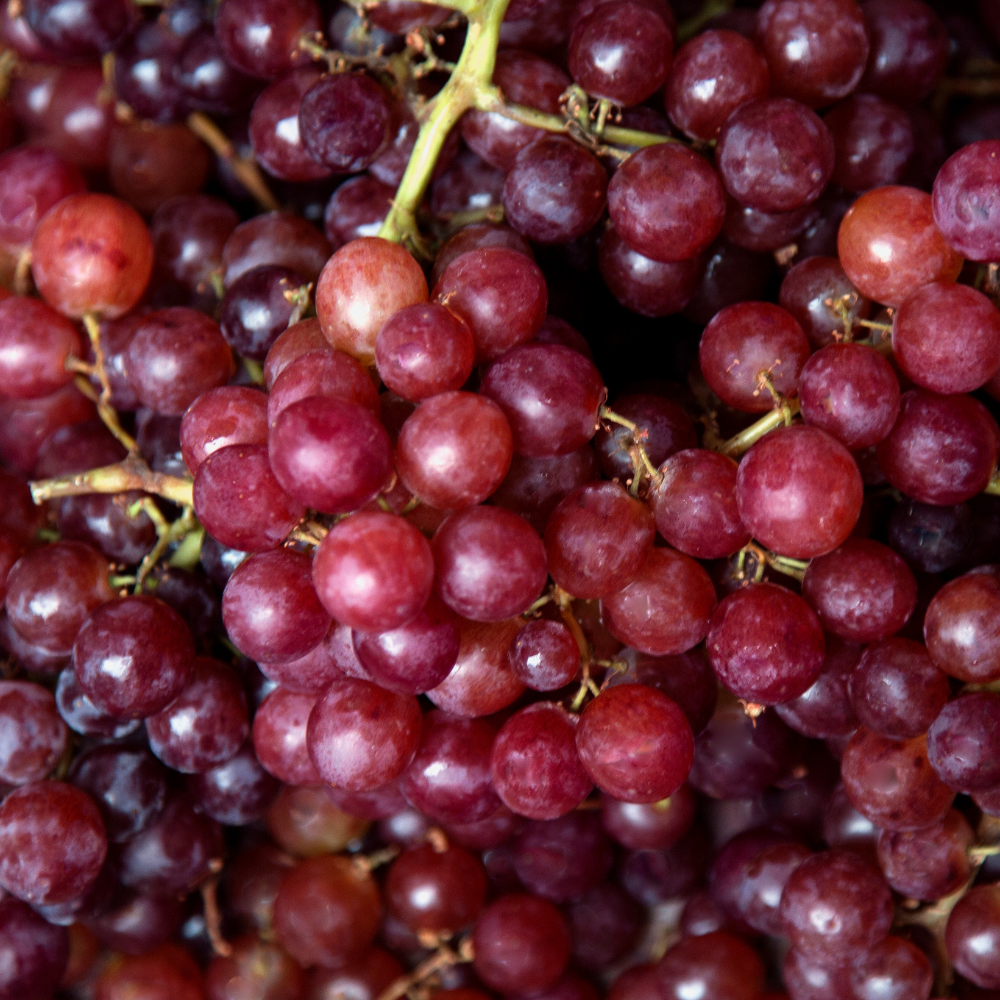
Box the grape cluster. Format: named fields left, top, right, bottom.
left=0, top=0, right=999, bottom=999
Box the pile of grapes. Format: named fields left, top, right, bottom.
left=2, top=0, right=1000, bottom=997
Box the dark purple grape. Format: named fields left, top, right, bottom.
left=656, top=931, right=765, bottom=1000
left=385, top=843, right=486, bottom=933
left=220, top=265, right=308, bottom=362
left=55, top=667, right=140, bottom=740
left=924, top=567, right=1000, bottom=684
left=825, top=93, right=914, bottom=193
left=927, top=692, right=1000, bottom=792
left=215, top=0, right=321, bottom=79
left=187, top=742, right=280, bottom=826
left=24, top=0, right=131, bottom=58
left=176, top=27, right=256, bottom=115
left=946, top=884, right=1000, bottom=990
left=932, top=140, right=1000, bottom=263
left=0, top=681, right=67, bottom=786
left=222, top=211, right=332, bottom=286
left=877, top=808, right=974, bottom=901
left=0, top=898, right=68, bottom=999
left=299, top=72, right=392, bottom=171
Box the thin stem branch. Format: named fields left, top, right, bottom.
left=598, top=405, right=662, bottom=495
left=986, top=471, right=1000, bottom=497
left=30, top=457, right=194, bottom=508
left=186, top=111, right=279, bottom=212
left=200, top=878, right=233, bottom=958
left=374, top=939, right=474, bottom=1000
left=717, top=397, right=801, bottom=458
left=676, top=0, right=735, bottom=43
left=81, top=314, right=138, bottom=452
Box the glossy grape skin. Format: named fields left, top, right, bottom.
left=756, top=0, right=869, bottom=108
left=858, top=0, right=949, bottom=104
left=608, top=144, right=725, bottom=264
left=396, top=392, right=512, bottom=510
left=24, top=0, right=132, bottom=58
left=841, top=729, right=954, bottom=830
left=223, top=212, right=331, bottom=286
left=716, top=98, right=834, bottom=213
left=6, top=541, right=113, bottom=654
left=799, top=342, right=901, bottom=450
left=0, top=146, right=84, bottom=252
left=837, top=186, right=963, bottom=307
left=316, top=237, right=428, bottom=366
left=568, top=0, right=672, bottom=107
left=215, top=0, right=319, bottom=78
left=707, top=582, right=825, bottom=705
left=94, top=941, right=209, bottom=1000
left=926, top=692, right=1000, bottom=792
left=737, top=425, right=864, bottom=559
left=849, top=638, right=948, bottom=739
left=491, top=702, right=592, bottom=820
left=513, top=812, right=613, bottom=904
left=73, top=595, right=194, bottom=720
left=0, top=681, right=66, bottom=786
left=31, top=193, right=153, bottom=322
left=267, top=349, right=379, bottom=425
left=779, top=255, right=871, bottom=348
left=888, top=498, right=974, bottom=576
left=502, top=136, right=608, bottom=244
left=0, top=897, right=68, bottom=999
left=824, top=93, right=914, bottom=195
left=55, top=666, right=139, bottom=740
left=432, top=222, right=533, bottom=286
left=220, top=264, right=307, bottom=362
left=946, top=884, right=1000, bottom=990
left=431, top=147, right=504, bottom=219
left=375, top=303, right=475, bottom=402
left=480, top=344, right=604, bottom=458
left=801, top=538, right=917, bottom=643
left=924, top=568, right=1000, bottom=683
left=657, top=930, right=765, bottom=1000
left=299, top=72, right=391, bottom=171
left=313, top=511, right=433, bottom=632
left=601, top=784, right=696, bottom=852
left=179, top=386, right=268, bottom=475
left=324, top=173, right=393, bottom=248
left=782, top=948, right=855, bottom=1000
left=188, top=742, right=280, bottom=826
left=892, top=281, right=1000, bottom=395
left=150, top=193, right=236, bottom=294
left=473, top=894, right=571, bottom=994
left=699, top=300, right=811, bottom=413
left=509, top=619, right=580, bottom=691
left=876, top=391, right=1000, bottom=506
left=252, top=687, right=320, bottom=786
left=932, top=140, right=1000, bottom=263
left=779, top=849, right=893, bottom=964
left=877, top=808, right=974, bottom=901
left=0, top=780, right=106, bottom=905
left=648, top=450, right=749, bottom=560
left=461, top=50, right=569, bottom=171
left=204, top=933, right=304, bottom=1000
left=305, top=948, right=403, bottom=1000
left=273, top=855, right=381, bottom=968
left=386, top=843, right=486, bottom=933
left=263, top=319, right=327, bottom=390
left=601, top=548, right=717, bottom=657
left=576, top=684, right=694, bottom=803
left=665, top=29, right=769, bottom=142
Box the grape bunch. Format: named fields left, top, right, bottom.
left=0, top=0, right=1000, bottom=998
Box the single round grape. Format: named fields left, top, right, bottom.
left=5, top=541, right=113, bottom=654
left=799, top=342, right=901, bottom=450
left=608, top=144, right=725, bottom=264
left=176, top=26, right=256, bottom=115
left=576, top=684, right=694, bottom=803
left=568, top=0, right=672, bottom=107
left=893, top=281, right=1000, bottom=395
left=657, top=930, right=765, bottom=1000
left=0, top=146, right=84, bottom=252
left=715, top=97, right=834, bottom=213
left=179, top=385, right=268, bottom=474
left=946, top=884, right=1000, bottom=990
left=215, top=0, right=320, bottom=78
left=502, top=136, right=608, bottom=244
left=480, top=343, right=604, bottom=457
left=849, top=637, right=949, bottom=739
left=927, top=692, right=1000, bottom=792
left=801, top=537, right=917, bottom=643
left=664, top=29, right=769, bottom=142
left=649, top=449, right=749, bottom=560
left=461, top=49, right=570, bottom=171
left=316, top=237, right=428, bottom=366
left=779, top=849, right=893, bottom=964
left=220, top=264, right=308, bottom=362
left=472, top=894, right=571, bottom=994
left=876, top=390, right=1000, bottom=506
left=299, top=72, right=391, bottom=171
left=597, top=226, right=705, bottom=317
left=187, top=743, right=281, bottom=826
left=93, top=941, right=209, bottom=1000
left=0, top=897, right=68, bottom=999
left=375, top=302, right=475, bottom=402
left=307, top=677, right=421, bottom=791
left=877, top=808, right=974, bottom=901
left=778, top=255, right=871, bottom=348
left=858, top=0, right=949, bottom=104
left=699, top=300, right=811, bottom=413
left=222, top=211, right=332, bottom=286
left=737, top=425, right=864, bottom=559
left=932, top=139, right=1000, bottom=263
left=601, top=784, right=696, bottom=852
left=837, top=185, right=963, bottom=307
left=399, top=710, right=501, bottom=824
left=707, top=582, right=825, bottom=705
left=252, top=687, right=320, bottom=786
left=433, top=506, right=547, bottom=622
left=55, top=667, right=140, bottom=740
left=386, top=843, right=486, bottom=933
left=825, top=93, right=915, bottom=193
left=125, top=307, right=234, bottom=416
left=24, top=0, right=131, bottom=57
left=924, top=567, right=1000, bottom=683
left=262, top=318, right=328, bottom=389
left=0, top=780, right=106, bottom=905
left=266, top=785, right=367, bottom=858
left=601, top=547, right=717, bottom=657
left=840, top=728, right=954, bottom=830
left=324, top=173, right=393, bottom=248
left=756, top=0, right=869, bottom=108
left=205, top=933, right=304, bottom=1000
left=723, top=199, right=821, bottom=253
left=491, top=702, right=593, bottom=820
left=30, top=192, right=153, bottom=319
left=782, top=948, right=855, bottom=1000
left=431, top=147, right=504, bottom=219
left=313, top=511, right=433, bottom=632
left=396, top=391, right=513, bottom=511
left=426, top=618, right=526, bottom=718
left=567, top=885, right=643, bottom=972
left=193, top=443, right=306, bottom=553
left=73, top=595, right=194, bottom=720
left=273, top=855, right=381, bottom=968
left=509, top=619, right=580, bottom=691
left=304, top=948, right=403, bottom=1000
left=0, top=680, right=67, bottom=785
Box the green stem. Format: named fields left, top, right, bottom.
left=378, top=0, right=512, bottom=250
left=676, top=0, right=735, bottom=43
left=29, top=457, right=194, bottom=507
left=986, top=470, right=1000, bottom=497
left=717, top=397, right=801, bottom=458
